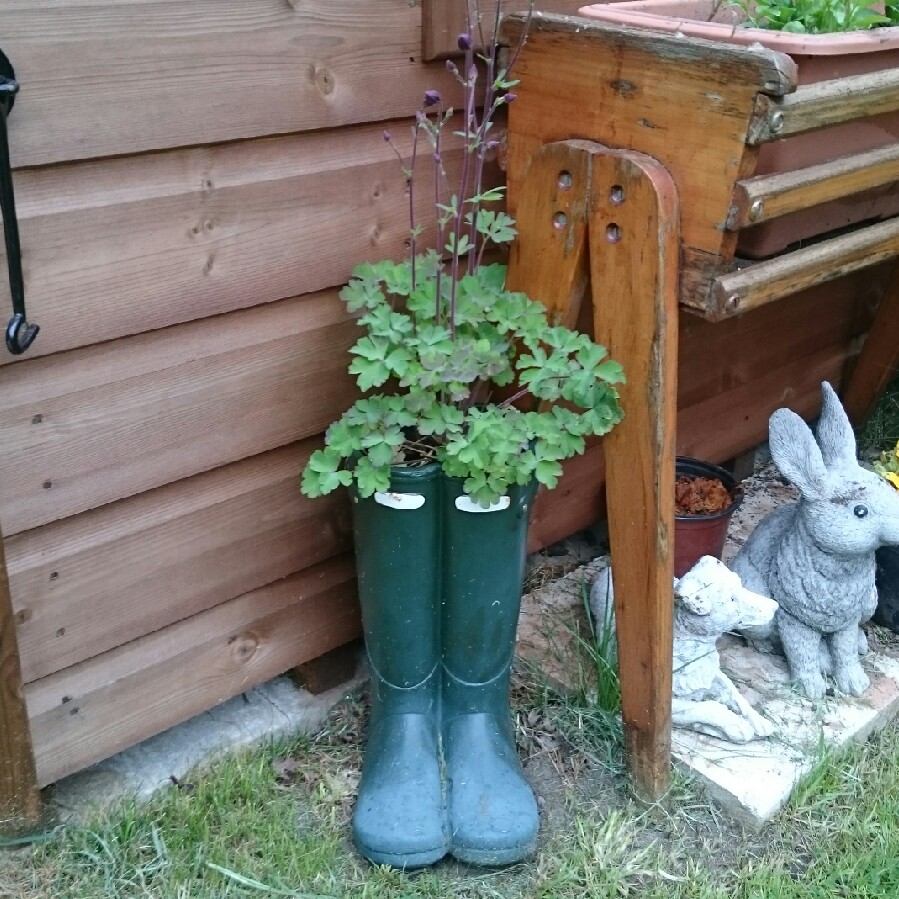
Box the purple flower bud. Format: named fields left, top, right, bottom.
left=383, top=130, right=392, bottom=142
left=446, top=59, right=459, bottom=75
left=423, top=89, right=441, bottom=107
left=457, top=32, right=473, bottom=50
left=502, top=92, right=517, bottom=104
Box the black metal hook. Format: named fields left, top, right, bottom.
left=0, top=48, right=38, bottom=355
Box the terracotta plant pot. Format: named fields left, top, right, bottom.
left=674, top=457, right=744, bottom=578
left=578, top=0, right=899, bottom=258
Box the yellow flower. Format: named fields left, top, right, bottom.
left=887, top=472, right=899, bottom=490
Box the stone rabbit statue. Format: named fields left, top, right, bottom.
left=730, top=382, right=899, bottom=699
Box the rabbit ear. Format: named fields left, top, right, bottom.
left=769, top=408, right=827, bottom=498
left=815, top=381, right=857, bottom=470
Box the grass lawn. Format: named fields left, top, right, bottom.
left=2, top=663, right=899, bottom=899
left=2, top=378, right=898, bottom=899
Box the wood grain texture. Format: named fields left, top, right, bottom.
left=759, top=68, right=899, bottom=142
left=0, top=527, right=41, bottom=831
left=842, top=261, right=899, bottom=426
left=26, top=556, right=361, bottom=787
left=505, top=141, right=593, bottom=327
left=589, top=150, right=678, bottom=801
left=501, top=13, right=793, bottom=295
left=0, top=121, right=484, bottom=365
left=5, top=441, right=352, bottom=683
left=0, top=290, right=359, bottom=535
left=2, top=0, right=462, bottom=167
left=728, top=143, right=899, bottom=230
left=422, top=0, right=584, bottom=59
left=711, top=218, right=899, bottom=316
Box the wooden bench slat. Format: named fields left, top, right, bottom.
left=753, top=68, right=899, bottom=143
left=728, top=143, right=899, bottom=230
left=711, top=218, right=899, bottom=315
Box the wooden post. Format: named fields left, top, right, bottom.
left=506, top=139, right=678, bottom=799
left=588, top=151, right=679, bottom=800
left=0, top=525, right=41, bottom=835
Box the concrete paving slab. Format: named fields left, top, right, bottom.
left=50, top=672, right=364, bottom=823
left=516, top=457, right=899, bottom=829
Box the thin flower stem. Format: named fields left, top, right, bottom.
left=409, top=113, right=422, bottom=290
left=505, top=0, right=537, bottom=73
left=434, top=116, right=444, bottom=325
left=498, top=386, right=532, bottom=408
left=467, top=1, right=504, bottom=274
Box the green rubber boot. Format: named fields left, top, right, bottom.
left=441, top=479, right=539, bottom=866
left=350, top=464, right=449, bottom=868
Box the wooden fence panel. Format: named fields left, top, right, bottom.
left=0, top=290, right=359, bottom=535
left=6, top=441, right=352, bottom=683
left=1, top=122, right=481, bottom=364
left=25, top=556, right=361, bottom=787
left=2, top=0, right=461, bottom=168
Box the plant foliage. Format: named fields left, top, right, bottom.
left=301, top=2, right=624, bottom=507
left=731, top=0, right=893, bottom=32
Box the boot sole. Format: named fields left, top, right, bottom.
left=354, top=838, right=449, bottom=869
left=450, top=837, right=537, bottom=867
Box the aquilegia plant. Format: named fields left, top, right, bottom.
left=301, top=1, right=625, bottom=507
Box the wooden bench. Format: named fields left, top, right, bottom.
left=501, top=12, right=899, bottom=799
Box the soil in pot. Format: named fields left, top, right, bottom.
left=674, top=458, right=744, bottom=578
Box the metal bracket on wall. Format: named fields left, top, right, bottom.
left=0, top=48, right=39, bottom=356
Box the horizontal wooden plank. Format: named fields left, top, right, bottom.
left=711, top=218, right=899, bottom=315
left=501, top=13, right=797, bottom=95
left=755, top=68, right=899, bottom=143
left=678, top=266, right=883, bottom=409
left=0, top=289, right=359, bottom=535
left=26, top=555, right=361, bottom=787
left=728, top=142, right=899, bottom=230
left=2, top=0, right=462, bottom=167
left=6, top=441, right=352, bottom=683
left=1, top=120, right=485, bottom=364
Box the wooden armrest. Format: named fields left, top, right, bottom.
left=751, top=69, right=899, bottom=143
left=727, top=143, right=899, bottom=230
left=710, top=218, right=899, bottom=316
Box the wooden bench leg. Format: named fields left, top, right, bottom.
left=842, top=260, right=899, bottom=426
left=0, top=528, right=42, bottom=835
left=506, top=138, right=678, bottom=798
left=588, top=151, right=679, bottom=801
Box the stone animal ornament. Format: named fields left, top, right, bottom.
left=590, top=556, right=777, bottom=743
left=730, top=381, right=899, bottom=700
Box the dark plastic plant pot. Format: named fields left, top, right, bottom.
left=674, top=457, right=744, bottom=578
left=874, top=546, right=899, bottom=633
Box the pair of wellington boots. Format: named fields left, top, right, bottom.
left=350, top=463, right=538, bottom=868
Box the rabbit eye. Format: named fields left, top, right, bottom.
left=854, top=504, right=868, bottom=519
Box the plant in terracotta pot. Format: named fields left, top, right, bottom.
left=674, top=457, right=744, bottom=577
left=578, top=0, right=899, bottom=258
left=301, top=2, right=624, bottom=869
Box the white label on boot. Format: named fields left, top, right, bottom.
left=374, top=491, right=426, bottom=510
left=454, top=495, right=511, bottom=513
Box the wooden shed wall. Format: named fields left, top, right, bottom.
left=0, top=0, right=880, bottom=788
left=0, top=0, right=589, bottom=788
